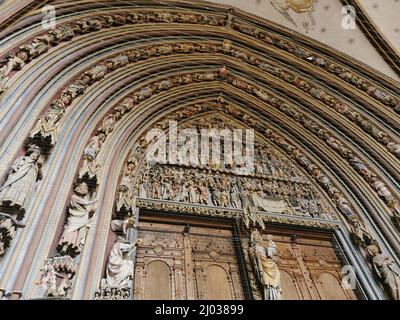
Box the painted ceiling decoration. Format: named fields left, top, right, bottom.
left=0, top=0, right=399, bottom=300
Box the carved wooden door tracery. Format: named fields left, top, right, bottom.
left=133, top=212, right=359, bottom=300
left=267, top=231, right=359, bottom=300
left=133, top=215, right=244, bottom=300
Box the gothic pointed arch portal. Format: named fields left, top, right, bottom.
left=0, top=0, right=399, bottom=300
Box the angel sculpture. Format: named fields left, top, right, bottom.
left=270, top=0, right=318, bottom=32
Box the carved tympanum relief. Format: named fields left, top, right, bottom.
left=131, top=113, right=336, bottom=225
left=133, top=114, right=332, bottom=216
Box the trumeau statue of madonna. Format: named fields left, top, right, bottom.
left=251, top=230, right=282, bottom=300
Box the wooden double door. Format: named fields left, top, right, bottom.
left=134, top=214, right=245, bottom=300
left=133, top=212, right=358, bottom=300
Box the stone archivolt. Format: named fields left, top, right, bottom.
left=1, top=75, right=397, bottom=299
left=15, top=40, right=399, bottom=159
left=30, top=91, right=397, bottom=299
left=0, top=1, right=399, bottom=301
left=1, top=8, right=399, bottom=115
left=8, top=39, right=395, bottom=199
left=16, top=57, right=400, bottom=220
left=53, top=65, right=398, bottom=221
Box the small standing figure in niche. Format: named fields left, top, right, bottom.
left=161, top=180, right=173, bottom=200
left=250, top=230, right=282, bottom=300
left=225, top=8, right=235, bottom=28
left=188, top=181, right=200, bottom=204
left=175, top=182, right=189, bottom=203
left=198, top=179, right=209, bottom=205
left=57, top=182, right=97, bottom=257
left=230, top=181, right=241, bottom=209
left=83, top=133, right=106, bottom=160
left=37, top=262, right=57, bottom=297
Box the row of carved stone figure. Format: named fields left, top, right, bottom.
left=133, top=164, right=334, bottom=220
left=8, top=43, right=398, bottom=229
left=1, top=7, right=399, bottom=115
left=21, top=36, right=400, bottom=164
left=0, top=12, right=141, bottom=94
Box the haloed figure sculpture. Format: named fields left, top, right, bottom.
left=251, top=230, right=282, bottom=300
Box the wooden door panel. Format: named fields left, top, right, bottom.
left=205, top=265, right=233, bottom=300
left=280, top=269, right=301, bottom=300
left=316, top=272, right=348, bottom=300
left=134, top=222, right=186, bottom=300
left=135, top=216, right=358, bottom=300
left=144, top=261, right=172, bottom=300
left=189, top=229, right=244, bottom=300
left=135, top=219, right=244, bottom=300
left=263, top=231, right=359, bottom=300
